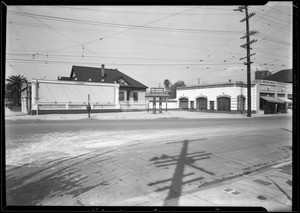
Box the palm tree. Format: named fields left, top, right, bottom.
left=5, top=75, right=27, bottom=107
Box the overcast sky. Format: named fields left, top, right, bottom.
left=5, top=2, right=292, bottom=88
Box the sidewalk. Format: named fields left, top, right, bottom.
left=117, top=161, right=293, bottom=212
left=4, top=108, right=292, bottom=121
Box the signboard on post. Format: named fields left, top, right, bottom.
left=150, top=88, right=165, bottom=94
left=145, top=87, right=170, bottom=114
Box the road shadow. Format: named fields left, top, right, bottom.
left=6, top=151, right=114, bottom=205
left=148, top=139, right=214, bottom=206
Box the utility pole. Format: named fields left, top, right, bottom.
left=235, top=5, right=257, bottom=117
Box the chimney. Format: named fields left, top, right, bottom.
left=101, top=64, right=105, bottom=79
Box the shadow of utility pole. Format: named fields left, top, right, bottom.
left=148, top=139, right=214, bottom=206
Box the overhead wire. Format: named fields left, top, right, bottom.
left=10, top=14, right=57, bottom=103
left=7, top=4, right=291, bottom=85
left=54, top=5, right=235, bottom=15
left=8, top=11, right=243, bottom=34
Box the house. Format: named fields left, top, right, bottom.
left=59, top=65, right=148, bottom=111
left=22, top=64, right=148, bottom=115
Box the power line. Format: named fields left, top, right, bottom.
left=12, top=6, right=204, bottom=54
left=54, top=6, right=235, bottom=15
left=8, top=16, right=242, bottom=34
left=248, top=7, right=292, bottom=24
left=6, top=58, right=243, bottom=66
left=264, top=4, right=292, bottom=17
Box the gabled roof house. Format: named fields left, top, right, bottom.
left=57, top=64, right=148, bottom=112
left=58, top=65, right=148, bottom=90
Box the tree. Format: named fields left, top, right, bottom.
left=168, top=80, right=186, bottom=99
left=5, top=75, right=27, bottom=107
left=163, top=79, right=171, bottom=88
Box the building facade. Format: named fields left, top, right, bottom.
left=255, top=70, right=271, bottom=80
left=29, top=79, right=120, bottom=115
left=176, top=79, right=292, bottom=114
left=21, top=65, right=148, bottom=114
left=176, top=81, right=255, bottom=113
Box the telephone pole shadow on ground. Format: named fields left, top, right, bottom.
left=148, top=138, right=215, bottom=206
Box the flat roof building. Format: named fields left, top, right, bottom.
left=176, top=69, right=292, bottom=114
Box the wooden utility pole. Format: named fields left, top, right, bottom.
left=235, top=5, right=257, bottom=117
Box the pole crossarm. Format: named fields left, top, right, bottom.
left=240, top=30, right=258, bottom=39
left=240, top=39, right=257, bottom=48
left=239, top=53, right=256, bottom=60
left=240, top=12, right=255, bottom=22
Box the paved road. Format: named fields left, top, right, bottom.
left=5, top=116, right=292, bottom=206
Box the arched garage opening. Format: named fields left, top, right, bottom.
left=179, top=97, right=188, bottom=110
left=196, top=97, right=207, bottom=110
left=217, top=96, right=231, bottom=111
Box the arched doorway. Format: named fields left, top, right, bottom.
left=237, top=95, right=245, bottom=111
left=196, top=97, right=207, bottom=110
left=179, top=98, right=188, bottom=110
left=217, top=96, right=231, bottom=111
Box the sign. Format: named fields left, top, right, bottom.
left=260, top=80, right=276, bottom=85
left=150, top=87, right=165, bottom=93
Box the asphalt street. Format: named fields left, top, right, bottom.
left=5, top=116, right=292, bottom=206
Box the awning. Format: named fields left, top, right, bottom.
left=260, top=96, right=286, bottom=104
left=278, top=97, right=292, bottom=103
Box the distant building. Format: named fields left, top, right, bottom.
left=255, top=70, right=271, bottom=80
left=22, top=64, right=148, bottom=114
left=262, top=69, right=292, bottom=83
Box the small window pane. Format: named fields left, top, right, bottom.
left=119, top=92, right=124, bottom=101
left=134, top=92, right=138, bottom=101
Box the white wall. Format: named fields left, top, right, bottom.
left=32, top=79, right=119, bottom=111
left=176, top=85, right=257, bottom=111
left=147, top=101, right=178, bottom=110
left=119, top=90, right=147, bottom=110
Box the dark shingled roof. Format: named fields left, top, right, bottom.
left=263, top=69, right=292, bottom=83
left=64, top=65, right=148, bottom=89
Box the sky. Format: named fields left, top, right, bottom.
left=5, top=2, right=293, bottom=88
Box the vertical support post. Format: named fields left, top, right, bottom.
left=166, top=97, right=168, bottom=112
left=147, top=101, right=149, bottom=113
left=245, top=5, right=251, bottom=117
left=159, top=97, right=162, bottom=114
left=87, top=94, right=91, bottom=118
left=153, top=97, right=156, bottom=114
left=36, top=82, right=39, bottom=116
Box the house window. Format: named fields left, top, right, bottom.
left=127, top=91, right=130, bottom=101
left=134, top=92, right=138, bottom=101
left=119, top=91, right=124, bottom=101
